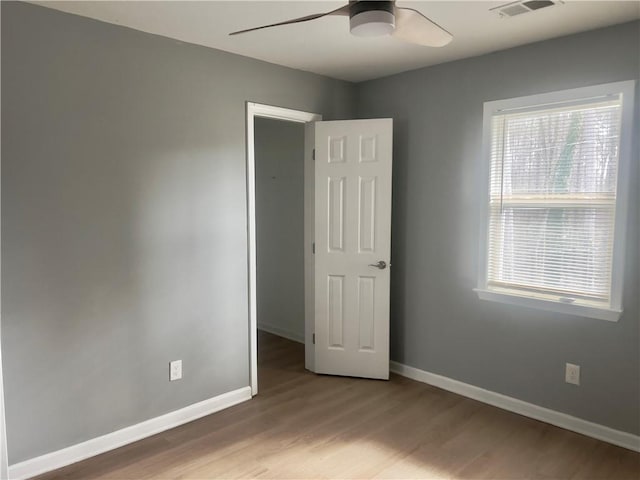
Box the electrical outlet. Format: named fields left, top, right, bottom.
left=170, top=360, right=182, bottom=381
left=565, top=363, right=580, bottom=385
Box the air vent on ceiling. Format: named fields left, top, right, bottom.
left=491, top=0, right=563, bottom=18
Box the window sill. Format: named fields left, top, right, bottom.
left=474, top=288, right=622, bottom=322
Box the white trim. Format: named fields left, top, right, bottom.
left=8, top=386, right=252, bottom=480
left=476, top=80, right=636, bottom=321
left=257, top=324, right=304, bottom=344
left=390, top=361, right=640, bottom=453
left=474, top=288, right=622, bottom=322
left=246, top=103, right=321, bottom=396
left=609, top=81, right=635, bottom=313
left=303, top=122, right=317, bottom=373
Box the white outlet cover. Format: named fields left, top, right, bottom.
left=170, top=360, right=182, bottom=381
left=565, top=362, right=580, bottom=385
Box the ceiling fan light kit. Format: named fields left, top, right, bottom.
left=350, top=1, right=396, bottom=37
left=350, top=10, right=395, bottom=36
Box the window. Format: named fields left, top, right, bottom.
left=476, top=81, right=635, bottom=321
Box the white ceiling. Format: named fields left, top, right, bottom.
left=33, top=1, right=640, bottom=82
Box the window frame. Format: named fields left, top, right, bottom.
left=475, top=81, right=636, bottom=322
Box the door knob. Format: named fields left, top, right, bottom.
left=368, top=260, right=387, bottom=270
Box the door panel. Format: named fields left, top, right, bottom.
left=314, top=119, right=393, bottom=379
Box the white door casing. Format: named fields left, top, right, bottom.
left=313, top=119, right=393, bottom=379
left=246, top=103, right=321, bottom=395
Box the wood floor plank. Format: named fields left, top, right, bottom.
left=33, top=331, right=640, bottom=479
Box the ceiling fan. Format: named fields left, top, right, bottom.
left=229, top=1, right=453, bottom=47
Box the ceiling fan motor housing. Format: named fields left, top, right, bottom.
left=349, top=1, right=396, bottom=37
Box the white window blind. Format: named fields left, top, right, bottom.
left=486, top=96, right=623, bottom=307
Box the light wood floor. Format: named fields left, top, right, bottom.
left=36, top=331, right=639, bottom=479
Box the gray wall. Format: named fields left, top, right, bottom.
left=1, top=2, right=354, bottom=464
left=255, top=118, right=305, bottom=342
left=356, top=21, right=640, bottom=435
left=0, top=5, right=7, bottom=475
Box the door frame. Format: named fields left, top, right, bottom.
left=246, top=102, right=321, bottom=395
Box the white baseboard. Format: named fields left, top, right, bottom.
left=258, top=323, right=304, bottom=344
left=8, top=386, right=252, bottom=480
left=390, top=361, right=640, bottom=453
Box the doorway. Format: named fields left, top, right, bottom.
left=255, top=117, right=305, bottom=389
left=255, top=117, right=305, bottom=343
left=246, top=103, right=321, bottom=395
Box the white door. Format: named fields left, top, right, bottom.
left=313, top=119, right=393, bottom=379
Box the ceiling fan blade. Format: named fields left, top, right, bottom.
left=392, top=7, right=453, bottom=47
left=229, top=4, right=350, bottom=36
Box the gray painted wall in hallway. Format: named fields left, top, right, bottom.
left=355, top=21, right=640, bottom=435
left=1, top=2, right=354, bottom=464
left=255, top=118, right=305, bottom=342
